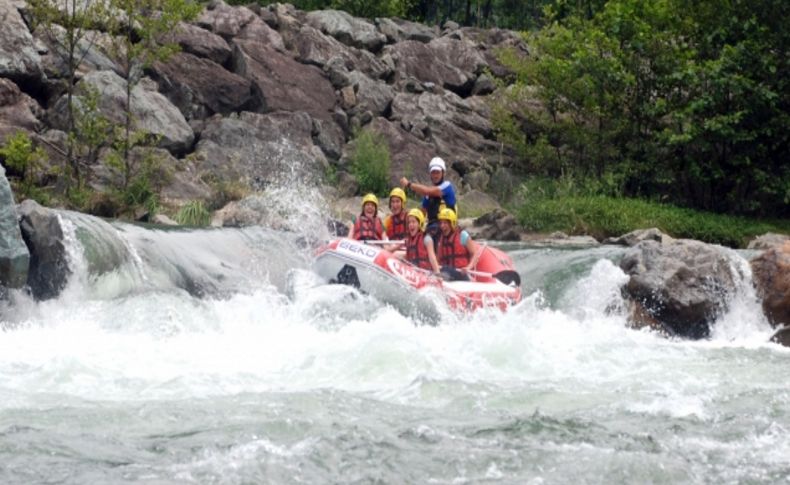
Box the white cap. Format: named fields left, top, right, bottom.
left=428, top=157, right=446, bottom=172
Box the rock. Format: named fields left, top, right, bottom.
left=747, top=233, right=790, bottom=250
left=620, top=239, right=742, bottom=339
left=0, top=165, right=29, bottom=290
left=390, top=91, right=515, bottom=178
left=17, top=199, right=69, bottom=300
left=347, top=71, right=394, bottom=117
left=604, top=228, right=674, bottom=246
left=152, top=214, right=178, bottom=226
left=151, top=52, right=258, bottom=120
left=350, top=117, right=435, bottom=187
left=306, top=10, right=386, bottom=52
left=471, top=73, right=496, bottom=96
left=458, top=27, right=529, bottom=79
left=232, top=38, right=336, bottom=123
left=0, top=78, right=42, bottom=142
left=172, top=21, right=233, bottom=65
left=384, top=37, right=486, bottom=96
left=750, top=241, right=790, bottom=328
left=770, top=326, right=790, bottom=347
left=36, top=26, right=118, bottom=82
left=375, top=18, right=437, bottom=44
left=312, top=117, right=345, bottom=161
left=48, top=70, right=194, bottom=154
left=197, top=0, right=258, bottom=39
left=0, top=0, right=43, bottom=84
left=192, top=111, right=326, bottom=190
left=235, top=15, right=286, bottom=52
left=294, top=26, right=392, bottom=81
left=460, top=190, right=501, bottom=218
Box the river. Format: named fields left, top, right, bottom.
left=0, top=208, right=787, bottom=484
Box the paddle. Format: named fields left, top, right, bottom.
left=463, top=268, right=521, bottom=287
left=363, top=240, right=405, bottom=246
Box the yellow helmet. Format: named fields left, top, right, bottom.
left=361, top=193, right=378, bottom=211
left=438, top=207, right=457, bottom=228
left=389, top=187, right=406, bottom=206
left=407, top=208, right=425, bottom=231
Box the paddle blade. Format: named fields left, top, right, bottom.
left=494, top=270, right=521, bottom=287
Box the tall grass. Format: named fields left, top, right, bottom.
left=516, top=177, right=790, bottom=248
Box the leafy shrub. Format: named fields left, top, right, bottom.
left=0, top=131, right=46, bottom=199
left=175, top=200, right=211, bottom=227
left=349, top=128, right=390, bottom=196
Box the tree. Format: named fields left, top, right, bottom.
left=105, top=0, right=200, bottom=189
left=28, top=0, right=110, bottom=191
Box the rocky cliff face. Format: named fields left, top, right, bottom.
left=0, top=0, right=528, bottom=209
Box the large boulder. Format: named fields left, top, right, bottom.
left=232, top=38, right=337, bottom=123
left=306, top=10, right=386, bottom=53
left=747, top=233, right=790, bottom=250
left=0, top=77, right=43, bottom=142
left=0, top=165, right=29, bottom=290
left=150, top=52, right=259, bottom=120
left=192, top=111, right=326, bottom=190
left=619, top=239, right=743, bottom=339
left=293, top=25, right=392, bottom=81
left=390, top=91, right=512, bottom=182
left=196, top=0, right=257, bottom=39
left=375, top=18, right=437, bottom=44
left=48, top=70, right=195, bottom=154
left=750, top=241, right=790, bottom=328
left=172, top=21, right=233, bottom=65
left=0, top=0, right=43, bottom=84
left=347, top=71, right=394, bottom=118
left=17, top=199, right=69, bottom=300
left=384, top=37, right=486, bottom=96
left=35, top=26, right=118, bottom=84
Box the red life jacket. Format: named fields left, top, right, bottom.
left=386, top=212, right=408, bottom=240
left=406, top=232, right=432, bottom=270
left=353, top=214, right=383, bottom=241
left=438, top=229, right=470, bottom=268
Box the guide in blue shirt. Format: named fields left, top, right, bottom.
left=399, top=156, right=457, bottom=243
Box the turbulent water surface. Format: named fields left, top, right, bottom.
left=1, top=209, right=788, bottom=484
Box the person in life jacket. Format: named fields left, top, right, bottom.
left=383, top=187, right=408, bottom=240
left=402, top=208, right=440, bottom=274
left=436, top=207, right=481, bottom=281
left=399, top=157, right=457, bottom=245
left=351, top=193, right=386, bottom=241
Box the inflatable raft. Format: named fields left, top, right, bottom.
left=313, top=238, right=521, bottom=317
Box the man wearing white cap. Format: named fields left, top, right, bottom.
left=399, top=156, right=457, bottom=242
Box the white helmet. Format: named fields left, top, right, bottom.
left=428, top=157, right=446, bottom=172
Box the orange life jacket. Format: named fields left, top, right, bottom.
left=406, top=232, right=432, bottom=270
left=438, top=229, right=470, bottom=268
left=386, top=212, right=408, bottom=240
left=353, top=215, right=383, bottom=241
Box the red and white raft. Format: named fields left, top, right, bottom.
left=313, top=238, right=521, bottom=317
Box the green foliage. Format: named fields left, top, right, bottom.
left=516, top=177, right=790, bottom=248
left=0, top=131, right=47, bottom=199
left=175, top=200, right=211, bottom=227
left=495, top=0, right=790, bottom=218
left=349, top=128, right=390, bottom=196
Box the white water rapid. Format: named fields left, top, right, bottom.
left=1, top=201, right=787, bottom=484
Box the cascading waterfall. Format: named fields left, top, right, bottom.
left=0, top=201, right=786, bottom=484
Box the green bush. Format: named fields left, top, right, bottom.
left=349, top=128, right=390, bottom=196
left=175, top=200, right=211, bottom=227
left=0, top=131, right=46, bottom=200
